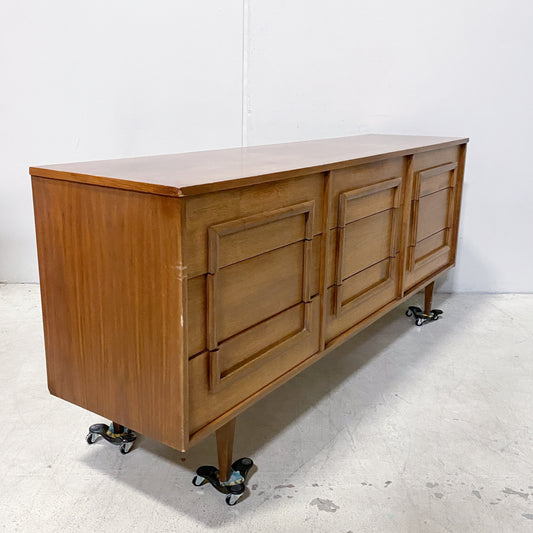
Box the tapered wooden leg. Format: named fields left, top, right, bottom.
left=424, top=282, right=435, bottom=315
left=216, top=418, right=236, bottom=482
left=112, top=422, right=125, bottom=434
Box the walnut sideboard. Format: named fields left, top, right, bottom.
left=31, top=134, right=468, bottom=504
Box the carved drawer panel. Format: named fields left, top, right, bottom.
left=326, top=178, right=402, bottom=327
left=183, top=173, right=324, bottom=277
left=188, top=297, right=321, bottom=434
left=405, top=153, right=460, bottom=290
left=186, top=200, right=321, bottom=396
left=328, top=157, right=405, bottom=228
left=186, top=235, right=320, bottom=357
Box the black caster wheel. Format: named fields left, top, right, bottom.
left=415, top=317, right=424, bottom=326
left=192, top=458, right=253, bottom=506
left=225, top=492, right=243, bottom=506
left=431, top=309, right=443, bottom=320
left=86, top=432, right=98, bottom=445
left=86, top=422, right=137, bottom=455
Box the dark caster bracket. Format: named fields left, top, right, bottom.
left=406, top=305, right=443, bottom=326
left=192, top=417, right=254, bottom=506
left=85, top=417, right=252, bottom=506
left=193, top=457, right=254, bottom=506
left=86, top=422, right=137, bottom=455
left=406, top=281, right=443, bottom=326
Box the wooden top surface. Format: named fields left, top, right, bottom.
left=30, top=134, right=468, bottom=197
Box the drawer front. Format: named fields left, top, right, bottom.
left=327, top=157, right=405, bottom=229
left=404, top=146, right=462, bottom=290
left=325, top=282, right=397, bottom=343
left=185, top=196, right=321, bottom=395
left=186, top=234, right=321, bottom=357
left=325, top=176, right=403, bottom=342
left=188, top=297, right=321, bottom=434
left=184, top=173, right=324, bottom=278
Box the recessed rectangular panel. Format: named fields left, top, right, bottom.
left=340, top=258, right=390, bottom=305
left=419, top=169, right=455, bottom=197
left=217, top=303, right=306, bottom=377
left=328, top=158, right=404, bottom=228
left=416, top=188, right=450, bottom=242
left=184, top=173, right=324, bottom=277
left=325, top=283, right=397, bottom=343
left=217, top=213, right=307, bottom=268
left=341, top=210, right=393, bottom=279
left=414, top=229, right=448, bottom=262
left=215, top=242, right=304, bottom=342
left=343, top=188, right=396, bottom=225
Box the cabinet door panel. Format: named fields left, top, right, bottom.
left=326, top=176, right=402, bottom=340
left=405, top=154, right=461, bottom=289
left=416, top=188, right=451, bottom=241
left=205, top=201, right=320, bottom=391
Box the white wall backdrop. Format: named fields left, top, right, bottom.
left=1, top=0, right=532, bottom=291
left=0, top=1, right=244, bottom=282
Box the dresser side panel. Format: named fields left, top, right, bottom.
left=31, top=177, right=188, bottom=451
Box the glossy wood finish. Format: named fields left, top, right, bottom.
left=30, top=134, right=467, bottom=197
left=31, top=134, right=468, bottom=458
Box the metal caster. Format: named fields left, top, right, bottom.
left=86, top=422, right=137, bottom=454
left=406, top=306, right=443, bottom=326
left=192, top=457, right=254, bottom=506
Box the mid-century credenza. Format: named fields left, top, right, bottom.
left=31, top=134, right=468, bottom=505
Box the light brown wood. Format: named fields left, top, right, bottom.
left=31, top=134, right=468, bottom=460
left=210, top=238, right=318, bottom=344
left=328, top=157, right=405, bottom=228
left=424, top=282, right=435, bottom=315
left=188, top=298, right=321, bottom=434
left=414, top=230, right=448, bottom=262
left=404, top=147, right=463, bottom=290
left=183, top=173, right=324, bottom=278
left=216, top=418, right=236, bottom=482
left=30, top=134, right=467, bottom=197
left=31, top=177, right=188, bottom=451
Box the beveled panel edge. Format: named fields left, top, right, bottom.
left=208, top=301, right=312, bottom=393
left=333, top=177, right=402, bottom=315
left=206, top=201, right=316, bottom=391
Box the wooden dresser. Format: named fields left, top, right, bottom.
left=31, top=134, right=468, bottom=503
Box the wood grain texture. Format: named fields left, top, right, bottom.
left=403, top=146, right=464, bottom=290
left=31, top=135, right=468, bottom=454
left=424, top=281, right=435, bottom=314
left=183, top=173, right=324, bottom=277
left=216, top=418, right=236, bottom=482
left=188, top=298, right=321, bottom=434
left=30, top=134, right=467, bottom=197
left=32, top=177, right=188, bottom=451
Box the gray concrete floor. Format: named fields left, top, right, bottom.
left=1, top=284, right=532, bottom=532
